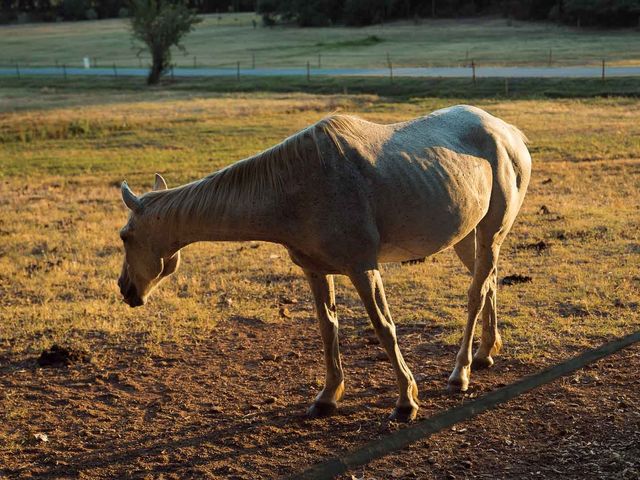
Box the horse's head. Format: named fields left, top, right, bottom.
left=118, top=173, right=181, bottom=307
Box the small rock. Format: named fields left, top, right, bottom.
left=401, top=257, right=426, bottom=266
left=391, top=467, right=405, bottom=477
left=501, top=274, right=532, bottom=286
left=218, top=295, right=233, bottom=307
left=526, top=240, right=550, bottom=252
left=34, top=433, right=49, bottom=443
left=279, top=306, right=292, bottom=319
left=263, top=396, right=278, bottom=405
left=280, top=296, right=298, bottom=305
left=365, top=336, right=379, bottom=345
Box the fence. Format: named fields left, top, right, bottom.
left=1, top=56, right=635, bottom=85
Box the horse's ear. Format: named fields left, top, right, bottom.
left=154, top=173, right=168, bottom=191
left=121, top=181, right=142, bottom=213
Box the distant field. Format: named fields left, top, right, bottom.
left=1, top=13, right=640, bottom=69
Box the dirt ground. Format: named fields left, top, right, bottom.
left=1, top=310, right=638, bottom=479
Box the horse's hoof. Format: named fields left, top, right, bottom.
left=389, top=404, right=418, bottom=422
left=447, top=379, right=469, bottom=393
left=472, top=355, right=494, bottom=370
left=306, top=402, right=337, bottom=418
left=447, top=366, right=470, bottom=392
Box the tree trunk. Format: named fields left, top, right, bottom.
left=147, top=52, right=165, bottom=85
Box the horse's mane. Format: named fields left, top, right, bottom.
left=140, top=114, right=367, bottom=219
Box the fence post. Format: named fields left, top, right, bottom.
left=193, top=56, right=197, bottom=68
left=602, top=58, right=605, bottom=81
left=387, top=52, right=393, bottom=84
left=306, top=61, right=310, bottom=82
left=63, top=64, right=67, bottom=80
left=15, top=63, right=20, bottom=79
left=138, top=57, right=142, bottom=68
left=252, top=52, right=255, bottom=69
left=318, top=53, right=322, bottom=68
left=236, top=61, right=240, bottom=82
left=504, top=78, right=509, bottom=96
left=113, top=62, right=118, bottom=78
left=93, top=57, right=98, bottom=68
left=548, top=48, right=552, bottom=66
left=171, top=64, right=174, bottom=80
left=471, top=59, right=476, bottom=85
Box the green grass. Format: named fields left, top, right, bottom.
left=1, top=13, right=640, bottom=69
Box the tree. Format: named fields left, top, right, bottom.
left=129, top=0, right=201, bottom=85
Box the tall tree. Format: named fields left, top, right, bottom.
left=129, top=0, right=201, bottom=85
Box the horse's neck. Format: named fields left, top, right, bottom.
left=164, top=170, right=288, bottom=249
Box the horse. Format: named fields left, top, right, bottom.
left=117, top=105, right=531, bottom=422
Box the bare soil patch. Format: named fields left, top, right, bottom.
left=1, top=312, right=638, bottom=479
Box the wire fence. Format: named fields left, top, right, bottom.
left=2, top=46, right=640, bottom=72
left=2, top=55, right=635, bottom=85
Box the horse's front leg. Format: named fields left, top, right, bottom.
left=348, top=269, right=419, bottom=422
left=304, top=270, right=345, bottom=417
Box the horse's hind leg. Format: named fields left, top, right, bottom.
left=454, top=230, right=502, bottom=370
left=349, top=269, right=419, bottom=422
left=449, top=231, right=502, bottom=392
left=450, top=133, right=530, bottom=392
left=304, top=270, right=345, bottom=417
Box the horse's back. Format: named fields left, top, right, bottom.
left=334, top=106, right=530, bottom=262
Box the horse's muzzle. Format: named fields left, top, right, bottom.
left=118, top=276, right=144, bottom=308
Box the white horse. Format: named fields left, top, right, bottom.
left=118, top=105, right=531, bottom=421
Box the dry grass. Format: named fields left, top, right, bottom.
left=0, top=90, right=638, bottom=365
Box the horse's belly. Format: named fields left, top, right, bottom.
left=375, top=154, right=492, bottom=263
left=377, top=217, right=472, bottom=263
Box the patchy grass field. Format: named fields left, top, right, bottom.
left=2, top=13, right=640, bottom=69
left=0, top=86, right=639, bottom=478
